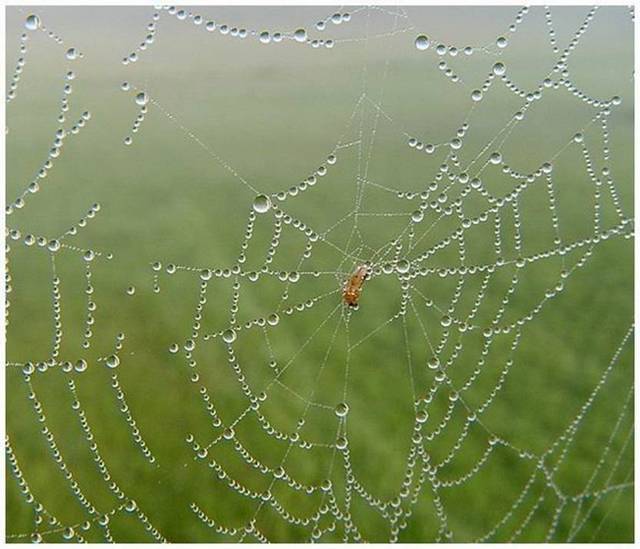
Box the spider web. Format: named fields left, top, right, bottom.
left=5, top=4, right=634, bottom=543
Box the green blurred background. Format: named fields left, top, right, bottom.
left=6, top=5, right=634, bottom=542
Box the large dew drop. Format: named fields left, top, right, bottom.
left=25, top=15, right=40, bottom=31
left=66, top=48, right=78, bottom=60
left=335, top=402, right=349, bottom=417
left=336, top=436, right=348, bottom=450
left=415, top=35, right=430, bottom=51
left=106, top=355, right=120, bottom=369
left=294, top=28, right=307, bottom=42
left=222, top=328, right=237, bottom=344
left=135, top=92, right=149, bottom=106
left=259, top=31, right=271, bottom=44
left=396, top=259, right=410, bottom=273
left=252, top=194, right=271, bottom=213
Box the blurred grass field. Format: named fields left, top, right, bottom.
left=6, top=5, right=634, bottom=542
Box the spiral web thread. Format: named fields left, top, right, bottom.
left=5, top=5, right=634, bottom=543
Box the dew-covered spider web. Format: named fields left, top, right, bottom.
left=5, top=4, right=634, bottom=543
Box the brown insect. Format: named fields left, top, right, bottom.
left=343, top=265, right=369, bottom=307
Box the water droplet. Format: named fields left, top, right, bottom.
left=25, top=15, right=40, bottom=31
left=98, top=515, right=110, bottom=526
left=415, top=35, right=430, bottom=50
left=65, top=48, right=78, bottom=60
left=489, top=152, right=502, bottom=165
left=492, top=62, right=506, bottom=76
left=294, top=28, right=307, bottom=42
left=259, top=31, right=271, bottom=44
left=427, top=356, right=440, bottom=370
left=47, top=239, right=60, bottom=252
left=135, top=92, right=148, bottom=106
left=222, top=427, right=235, bottom=440
left=440, top=315, right=452, bottom=327
left=252, top=194, right=271, bottom=213
left=222, top=329, right=236, bottom=344
left=335, top=402, right=349, bottom=417
left=267, top=313, right=279, bottom=326
left=496, top=36, right=508, bottom=48
left=106, top=355, right=119, bottom=369
left=336, top=436, right=348, bottom=450
left=411, top=210, right=424, bottom=223
left=75, top=359, right=88, bottom=373
left=396, top=259, right=410, bottom=273
left=471, top=89, right=483, bottom=102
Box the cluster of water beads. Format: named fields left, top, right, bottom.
left=122, top=11, right=159, bottom=64
left=14, top=353, right=166, bottom=542
left=257, top=28, right=334, bottom=48
left=59, top=202, right=102, bottom=240
left=105, top=345, right=158, bottom=463
left=160, top=5, right=341, bottom=48
left=412, top=6, right=530, bottom=91
left=8, top=15, right=73, bottom=104
left=314, top=10, right=353, bottom=32
left=266, top=153, right=338, bottom=204
left=6, top=436, right=88, bottom=543
left=7, top=102, right=92, bottom=214
left=414, top=31, right=509, bottom=57
left=163, top=6, right=258, bottom=43
left=121, top=88, right=149, bottom=145
left=406, top=121, right=471, bottom=157
left=185, top=379, right=355, bottom=539
left=7, top=32, right=30, bottom=102
left=22, top=10, right=68, bottom=46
